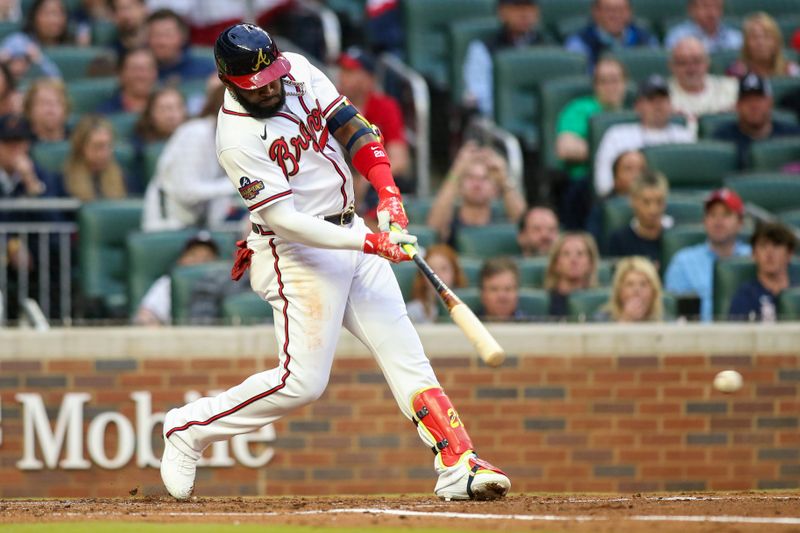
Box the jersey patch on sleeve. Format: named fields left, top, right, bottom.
left=238, top=176, right=265, bottom=200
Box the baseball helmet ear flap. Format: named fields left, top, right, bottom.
left=215, top=23, right=291, bottom=90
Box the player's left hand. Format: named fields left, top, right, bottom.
left=376, top=185, right=408, bottom=232
left=363, top=230, right=417, bottom=263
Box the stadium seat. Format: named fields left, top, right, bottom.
left=539, top=76, right=593, bottom=170
left=770, top=76, right=800, bottom=105
left=455, top=223, right=521, bottom=258
left=598, top=259, right=615, bottom=285
left=611, top=47, right=670, bottom=82
left=709, top=49, right=740, bottom=76
left=448, top=18, right=502, bottom=104
left=643, top=141, right=738, bottom=192
left=661, top=225, right=706, bottom=272
left=713, top=257, right=756, bottom=320
left=113, top=142, right=138, bottom=183
left=391, top=261, right=417, bottom=301
left=403, top=0, right=495, bottom=88
left=557, top=16, right=653, bottom=43
left=403, top=195, right=434, bottom=225
left=539, top=0, right=592, bottom=38
left=31, top=141, right=70, bottom=174
left=699, top=110, right=798, bottom=138
left=43, top=46, right=116, bottom=81
left=724, top=172, right=800, bottom=214
left=107, top=112, right=139, bottom=141
left=406, top=224, right=438, bottom=249
left=725, top=0, right=800, bottom=18
left=778, top=286, right=800, bottom=321
left=222, top=292, right=272, bottom=326
left=126, top=230, right=236, bottom=315
left=142, top=141, right=167, bottom=187
left=589, top=110, right=639, bottom=156
left=327, top=0, right=367, bottom=28
left=666, top=194, right=706, bottom=225
left=494, top=47, right=587, bottom=148
left=777, top=16, right=800, bottom=47
left=518, top=256, right=549, bottom=289
left=567, top=287, right=612, bottom=322
left=779, top=208, right=800, bottom=230
left=78, top=199, right=143, bottom=318
left=0, top=20, right=20, bottom=40
left=67, top=77, right=119, bottom=114
left=600, top=195, right=632, bottom=254
left=519, top=289, right=549, bottom=318
left=749, top=136, right=800, bottom=171
left=91, top=19, right=118, bottom=46
left=460, top=257, right=483, bottom=287
left=170, top=261, right=230, bottom=325
left=453, top=287, right=481, bottom=315
left=662, top=292, right=678, bottom=320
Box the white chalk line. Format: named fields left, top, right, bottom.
left=33, top=508, right=800, bottom=526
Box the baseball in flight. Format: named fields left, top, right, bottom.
left=713, top=370, right=743, bottom=393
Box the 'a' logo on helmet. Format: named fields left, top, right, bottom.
left=252, top=48, right=272, bottom=71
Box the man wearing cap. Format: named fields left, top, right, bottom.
left=713, top=72, right=800, bottom=169
left=665, top=188, right=751, bottom=322
left=462, top=0, right=550, bottom=117
left=594, top=74, right=695, bottom=198
left=0, top=113, right=60, bottom=201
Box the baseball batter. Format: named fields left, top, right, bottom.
left=160, top=23, right=511, bottom=502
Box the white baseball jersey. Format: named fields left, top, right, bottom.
left=216, top=52, right=354, bottom=231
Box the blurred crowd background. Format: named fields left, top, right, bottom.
left=3, top=0, right=800, bottom=328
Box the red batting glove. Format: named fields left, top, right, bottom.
left=363, top=231, right=417, bottom=263
left=376, top=186, right=408, bottom=231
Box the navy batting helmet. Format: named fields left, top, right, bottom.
left=214, top=23, right=291, bottom=90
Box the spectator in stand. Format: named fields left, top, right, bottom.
left=727, top=13, right=800, bottom=79
left=0, top=0, right=74, bottom=79
left=665, top=188, right=751, bottom=322
left=96, top=47, right=158, bottom=115
left=109, top=0, right=148, bottom=56
left=586, top=149, right=647, bottom=245
left=555, top=56, right=627, bottom=228
left=142, top=81, right=233, bottom=231
left=427, top=141, right=526, bottom=247
left=134, top=231, right=220, bottom=326
left=63, top=115, right=129, bottom=201
left=406, top=244, right=467, bottom=325
left=594, top=74, right=694, bottom=198
left=713, top=72, right=800, bottom=169
left=133, top=86, right=187, bottom=146
left=729, top=222, right=798, bottom=322
left=478, top=257, right=525, bottom=321
left=23, top=78, right=69, bottom=143
left=668, top=36, right=738, bottom=135
left=365, top=0, right=403, bottom=56
left=517, top=205, right=559, bottom=257
left=336, top=47, right=409, bottom=182
left=0, top=0, right=21, bottom=21
left=597, top=256, right=663, bottom=322
left=0, top=113, right=61, bottom=200
left=544, top=232, right=599, bottom=318
left=462, top=0, right=549, bottom=117
left=0, top=62, right=22, bottom=115
left=664, top=0, right=742, bottom=53
left=145, top=8, right=215, bottom=83
left=608, top=169, right=672, bottom=267
left=565, top=0, right=658, bottom=72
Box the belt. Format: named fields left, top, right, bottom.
left=251, top=205, right=355, bottom=235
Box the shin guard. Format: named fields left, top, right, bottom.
left=411, top=387, right=474, bottom=468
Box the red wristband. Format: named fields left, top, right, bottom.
left=352, top=141, right=395, bottom=191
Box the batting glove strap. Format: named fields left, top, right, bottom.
left=362, top=231, right=416, bottom=263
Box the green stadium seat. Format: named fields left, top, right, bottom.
left=539, top=76, right=593, bottom=170
left=406, top=224, right=438, bottom=249
left=170, top=261, right=231, bottom=325
left=448, top=18, right=502, bottom=104
left=455, top=223, right=521, bottom=258
left=539, top=0, right=592, bottom=38
left=713, top=256, right=755, bottom=320
left=67, top=77, right=119, bottom=114
left=778, top=286, right=800, bottom=321
left=78, top=199, right=143, bottom=318
left=91, top=19, right=118, bottom=46
left=126, top=230, right=236, bottom=315
left=598, top=259, right=615, bottom=285
left=611, top=47, right=670, bottom=82
left=113, top=142, right=137, bottom=182
left=662, top=292, right=678, bottom=320
left=43, top=46, right=116, bottom=81
left=518, top=289, right=549, bottom=318
left=222, top=292, right=272, bottom=326
left=643, top=141, right=738, bottom=192
left=518, top=256, right=549, bottom=288
left=31, top=141, right=70, bottom=174
left=107, top=112, right=139, bottom=141
left=403, top=195, right=434, bottom=225
left=779, top=208, right=800, bottom=230
left=724, top=172, right=800, bottom=213
left=453, top=287, right=481, bottom=315
left=567, top=287, right=612, bottom=322
left=777, top=16, right=800, bottom=47
left=391, top=261, right=417, bottom=301
left=403, top=0, right=495, bottom=88
left=0, top=20, right=20, bottom=40
left=699, top=110, right=797, bottom=138
left=494, top=47, right=587, bottom=149
left=327, top=0, right=367, bottom=28
left=749, top=136, right=800, bottom=171
left=557, top=16, right=653, bottom=42
left=661, top=225, right=707, bottom=272
left=589, top=110, right=639, bottom=156
left=725, top=0, right=800, bottom=17
left=460, top=257, right=483, bottom=287
left=600, top=195, right=632, bottom=254
left=709, top=49, right=740, bottom=76
left=631, top=0, right=680, bottom=35
left=666, top=194, right=706, bottom=225
left=142, top=141, right=166, bottom=187
left=771, top=76, right=800, bottom=105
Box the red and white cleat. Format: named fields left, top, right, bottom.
left=434, top=451, right=511, bottom=501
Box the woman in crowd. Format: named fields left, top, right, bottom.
left=727, top=12, right=799, bottom=78
left=23, top=77, right=69, bottom=142
left=406, top=244, right=468, bottom=324
left=133, top=86, right=187, bottom=145
left=599, top=256, right=663, bottom=322
left=63, top=115, right=127, bottom=201
left=544, top=232, right=600, bottom=318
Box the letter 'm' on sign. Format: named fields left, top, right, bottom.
left=16, top=393, right=91, bottom=470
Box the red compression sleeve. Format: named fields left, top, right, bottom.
left=352, top=141, right=396, bottom=191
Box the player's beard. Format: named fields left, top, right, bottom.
left=235, top=82, right=287, bottom=119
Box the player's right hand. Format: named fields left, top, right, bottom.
left=376, top=186, right=409, bottom=231
left=363, top=231, right=417, bottom=263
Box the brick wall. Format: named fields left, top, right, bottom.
left=0, top=326, right=798, bottom=497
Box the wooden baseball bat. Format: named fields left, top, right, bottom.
left=396, top=233, right=506, bottom=367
